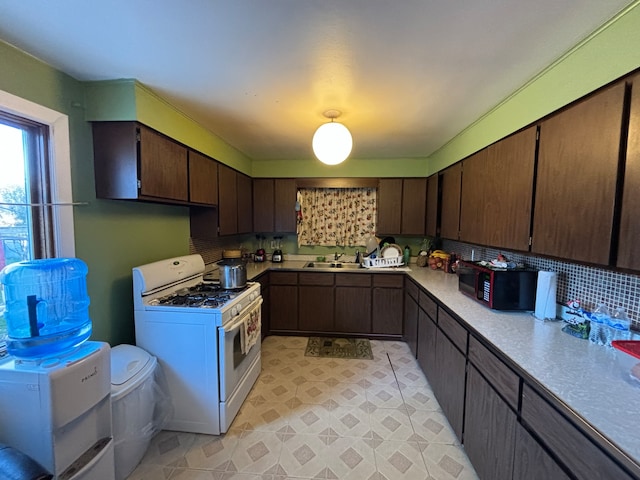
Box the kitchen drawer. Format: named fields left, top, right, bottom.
left=419, top=290, right=437, bottom=320
left=521, top=384, right=636, bottom=480
left=468, top=336, right=519, bottom=410
left=335, top=273, right=371, bottom=287
left=299, top=272, right=334, bottom=286
left=269, top=271, right=298, bottom=285
left=373, top=274, right=404, bottom=288
left=438, top=309, right=467, bottom=353
left=405, top=278, right=419, bottom=301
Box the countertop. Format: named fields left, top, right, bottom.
left=409, top=268, right=640, bottom=468
left=238, top=259, right=639, bottom=466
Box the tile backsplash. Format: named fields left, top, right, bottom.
left=190, top=235, right=250, bottom=266
left=443, top=240, right=640, bottom=329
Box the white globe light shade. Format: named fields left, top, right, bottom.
left=312, top=121, right=353, bottom=165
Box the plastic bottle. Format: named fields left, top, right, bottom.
left=403, top=246, right=411, bottom=266
left=0, top=258, right=92, bottom=358
left=608, top=307, right=631, bottom=346
left=588, top=303, right=610, bottom=346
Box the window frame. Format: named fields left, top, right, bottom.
left=0, top=89, right=75, bottom=258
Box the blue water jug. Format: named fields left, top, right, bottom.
left=0, top=258, right=92, bottom=358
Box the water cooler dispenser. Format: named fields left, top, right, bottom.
left=0, top=258, right=115, bottom=479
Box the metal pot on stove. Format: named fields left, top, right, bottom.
left=216, top=258, right=247, bottom=289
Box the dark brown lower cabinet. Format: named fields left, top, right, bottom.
left=403, top=291, right=418, bottom=356
left=255, top=273, right=270, bottom=339
left=513, top=423, right=571, bottom=480
left=404, top=283, right=640, bottom=480
left=463, top=365, right=517, bottom=480
left=521, top=384, right=636, bottom=480
left=335, top=274, right=371, bottom=334
left=432, top=328, right=466, bottom=440
left=269, top=285, right=298, bottom=331
left=372, top=274, right=403, bottom=335
left=298, top=285, right=334, bottom=332
left=335, top=287, right=371, bottom=333
left=416, top=308, right=437, bottom=381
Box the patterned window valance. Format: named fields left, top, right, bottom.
left=296, top=187, right=377, bottom=247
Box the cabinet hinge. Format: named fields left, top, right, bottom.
left=529, top=236, right=532, bottom=246
left=137, top=179, right=141, bottom=189
left=536, top=129, right=540, bottom=141
left=136, top=132, right=141, bottom=142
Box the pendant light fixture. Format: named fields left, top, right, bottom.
left=312, top=109, right=353, bottom=165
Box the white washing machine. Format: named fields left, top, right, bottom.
left=0, top=341, right=115, bottom=479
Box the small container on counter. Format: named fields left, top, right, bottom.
left=612, top=340, right=640, bottom=387
left=607, top=307, right=632, bottom=346
left=588, top=303, right=610, bottom=346
left=403, top=246, right=410, bottom=266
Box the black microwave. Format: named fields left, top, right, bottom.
left=457, top=260, right=538, bottom=310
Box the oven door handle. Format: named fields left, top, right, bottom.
left=223, top=297, right=263, bottom=332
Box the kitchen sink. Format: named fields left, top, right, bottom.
left=303, top=261, right=363, bottom=269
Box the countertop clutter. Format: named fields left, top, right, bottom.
left=244, top=258, right=640, bottom=471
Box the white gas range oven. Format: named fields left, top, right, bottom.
left=132, top=254, right=262, bottom=435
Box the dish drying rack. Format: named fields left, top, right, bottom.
left=362, top=256, right=404, bottom=268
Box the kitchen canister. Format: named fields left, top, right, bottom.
left=0, top=258, right=92, bottom=358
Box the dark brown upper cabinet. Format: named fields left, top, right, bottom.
left=377, top=178, right=403, bottom=235
left=532, top=82, right=626, bottom=265
left=253, top=179, right=297, bottom=233
left=216, top=166, right=254, bottom=236
left=274, top=179, right=297, bottom=233
left=460, top=126, right=536, bottom=251
left=618, top=74, right=640, bottom=270
left=217, top=164, right=238, bottom=235
left=378, top=178, right=427, bottom=235
left=440, top=163, right=462, bottom=240
left=188, top=150, right=218, bottom=206
left=253, top=178, right=275, bottom=233
left=459, top=149, right=488, bottom=245
left=426, top=174, right=439, bottom=237
left=401, top=178, right=427, bottom=235
left=237, top=173, right=253, bottom=234
left=93, top=122, right=190, bottom=204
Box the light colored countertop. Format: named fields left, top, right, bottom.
left=242, top=259, right=640, bottom=466
left=243, top=259, right=411, bottom=276
left=408, top=268, right=640, bottom=467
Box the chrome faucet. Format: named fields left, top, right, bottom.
left=334, top=252, right=344, bottom=261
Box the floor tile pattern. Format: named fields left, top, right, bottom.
left=127, top=336, right=479, bottom=480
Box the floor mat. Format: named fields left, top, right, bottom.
left=304, top=337, right=373, bottom=359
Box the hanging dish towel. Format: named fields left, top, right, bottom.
left=241, top=298, right=263, bottom=354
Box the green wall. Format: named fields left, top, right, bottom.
left=0, top=41, right=190, bottom=346
left=251, top=157, right=429, bottom=178
left=84, top=80, right=254, bottom=175
left=428, top=1, right=640, bottom=174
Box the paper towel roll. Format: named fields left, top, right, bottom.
left=535, top=271, right=557, bottom=320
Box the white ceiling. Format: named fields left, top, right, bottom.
left=0, top=1, right=633, bottom=162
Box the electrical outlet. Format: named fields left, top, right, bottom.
left=271, top=240, right=276, bottom=249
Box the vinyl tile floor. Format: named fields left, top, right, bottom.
left=127, top=336, right=479, bottom=480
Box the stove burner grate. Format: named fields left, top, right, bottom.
left=152, top=283, right=238, bottom=308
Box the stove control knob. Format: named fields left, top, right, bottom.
left=249, top=292, right=256, bottom=301
left=231, top=305, right=239, bottom=317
